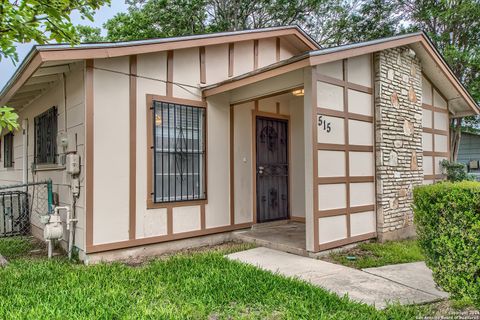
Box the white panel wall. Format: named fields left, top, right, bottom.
left=318, top=215, right=347, bottom=244
left=93, top=57, right=130, bottom=245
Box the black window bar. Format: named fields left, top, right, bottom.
left=3, top=133, right=13, bottom=168
left=34, top=106, right=57, bottom=165
left=153, top=101, right=206, bottom=203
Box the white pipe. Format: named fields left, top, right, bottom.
left=54, top=206, right=77, bottom=259
left=47, top=240, right=53, bottom=259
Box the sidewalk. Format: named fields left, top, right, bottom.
left=227, top=247, right=447, bottom=309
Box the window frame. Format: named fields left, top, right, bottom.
left=3, top=132, right=14, bottom=168
left=146, top=95, right=207, bottom=209
left=34, top=106, right=58, bottom=165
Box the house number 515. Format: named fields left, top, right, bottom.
left=318, top=116, right=332, bottom=133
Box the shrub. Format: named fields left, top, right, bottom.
left=440, top=160, right=475, bottom=182
left=413, top=181, right=480, bottom=307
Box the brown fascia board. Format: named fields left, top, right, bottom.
left=203, top=32, right=479, bottom=116
left=0, top=26, right=319, bottom=106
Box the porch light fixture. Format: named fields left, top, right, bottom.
left=292, top=89, right=304, bottom=96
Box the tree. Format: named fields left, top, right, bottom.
left=76, top=25, right=105, bottom=42
left=0, top=0, right=110, bottom=62
left=401, top=0, right=480, bottom=160
left=0, top=0, right=109, bottom=131
left=104, top=0, right=207, bottom=41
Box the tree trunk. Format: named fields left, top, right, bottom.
left=450, top=117, right=462, bottom=161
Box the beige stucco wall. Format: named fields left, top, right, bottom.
left=0, top=62, right=86, bottom=250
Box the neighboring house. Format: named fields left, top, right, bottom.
left=458, top=132, right=480, bottom=177
left=0, top=26, right=478, bottom=262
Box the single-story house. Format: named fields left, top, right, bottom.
left=0, top=26, right=478, bottom=263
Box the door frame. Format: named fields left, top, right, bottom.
left=252, top=110, right=291, bottom=224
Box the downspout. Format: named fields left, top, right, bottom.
left=22, top=119, right=28, bottom=185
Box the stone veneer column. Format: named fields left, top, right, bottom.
left=374, top=47, right=423, bottom=241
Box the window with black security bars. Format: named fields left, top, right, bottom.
left=153, top=101, right=206, bottom=203
left=34, top=106, right=57, bottom=165
left=3, top=133, right=13, bottom=168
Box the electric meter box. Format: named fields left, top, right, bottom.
left=65, top=153, right=80, bottom=175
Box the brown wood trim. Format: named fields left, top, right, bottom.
left=315, top=204, right=374, bottom=219
left=349, top=113, right=374, bottom=123
left=146, top=94, right=154, bottom=209
left=422, top=127, right=448, bottom=136
left=316, top=208, right=346, bottom=218
left=253, top=40, right=259, bottom=70
left=317, top=176, right=374, bottom=184
left=423, top=151, right=449, bottom=157
left=317, top=108, right=373, bottom=123
left=147, top=94, right=206, bottom=108
left=85, top=59, right=94, bottom=248
left=276, top=37, right=281, bottom=62
left=348, top=82, right=373, bottom=94
left=317, top=108, right=344, bottom=118
left=316, top=73, right=372, bottom=94
left=231, top=86, right=303, bottom=107
left=318, top=232, right=376, bottom=251
left=199, top=46, right=206, bottom=84
left=343, top=59, right=351, bottom=239
left=317, top=143, right=373, bottom=152
left=0, top=54, right=43, bottom=106
left=203, top=58, right=310, bottom=97
left=254, top=100, right=259, bottom=112
left=290, top=216, right=305, bottom=223
left=200, top=204, right=206, bottom=230
left=424, top=174, right=444, bottom=180
left=147, top=199, right=208, bottom=210
left=255, top=110, right=289, bottom=120
left=39, top=28, right=318, bottom=62
left=422, top=103, right=449, bottom=114
left=312, top=71, right=320, bottom=252
left=350, top=204, right=375, bottom=214
left=167, top=207, right=173, bottom=235
left=228, top=43, right=234, bottom=77
left=166, top=50, right=173, bottom=96
left=129, top=55, right=137, bottom=240
left=86, top=222, right=253, bottom=254
left=230, top=104, right=235, bottom=225
left=201, top=33, right=478, bottom=116
left=276, top=102, right=280, bottom=114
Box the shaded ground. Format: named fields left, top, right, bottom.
left=323, top=239, right=424, bottom=269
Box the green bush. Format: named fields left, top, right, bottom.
left=413, top=181, right=480, bottom=307
left=440, top=160, right=475, bottom=182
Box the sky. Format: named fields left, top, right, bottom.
left=0, top=1, right=129, bottom=90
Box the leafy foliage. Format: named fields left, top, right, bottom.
left=440, top=159, right=475, bottom=182
left=0, top=107, right=19, bottom=131
left=413, top=182, right=480, bottom=307
left=76, top=25, right=105, bottom=42
left=0, top=0, right=110, bottom=62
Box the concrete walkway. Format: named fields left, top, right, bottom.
left=227, top=247, right=447, bottom=309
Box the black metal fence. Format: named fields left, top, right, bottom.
left=0, top=181, right=52, bottom=256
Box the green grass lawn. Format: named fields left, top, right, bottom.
left=326, top=239, right=424, bottom=269
left=0, top=240, right=429, bottom=319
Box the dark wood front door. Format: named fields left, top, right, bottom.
left=256, top=116, right=289, bottom=223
